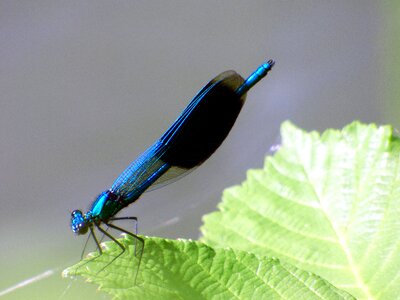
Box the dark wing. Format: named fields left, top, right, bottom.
left=145, top=70, right=245, bottom=192
left=111, top=70, right=245, bottom=198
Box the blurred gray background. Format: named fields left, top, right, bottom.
left=1, top=1, right=397, bottom=299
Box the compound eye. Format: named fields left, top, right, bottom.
left=71, top=210, right=88, bottom=234
left=71, top=209, right=83, bottom=218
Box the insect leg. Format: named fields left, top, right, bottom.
left=104, top=221, right=144, bottom=284
left=109, top=216, right=138, bottom=254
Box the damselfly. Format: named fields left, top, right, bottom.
left=70, top=60, right=275, bottom=280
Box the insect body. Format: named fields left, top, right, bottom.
left=70, top=60, right=275, bottom=278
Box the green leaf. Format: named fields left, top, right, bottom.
left=201, top=121, right=400, bottom=300
left=63, top=236, right=354, bottom=300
